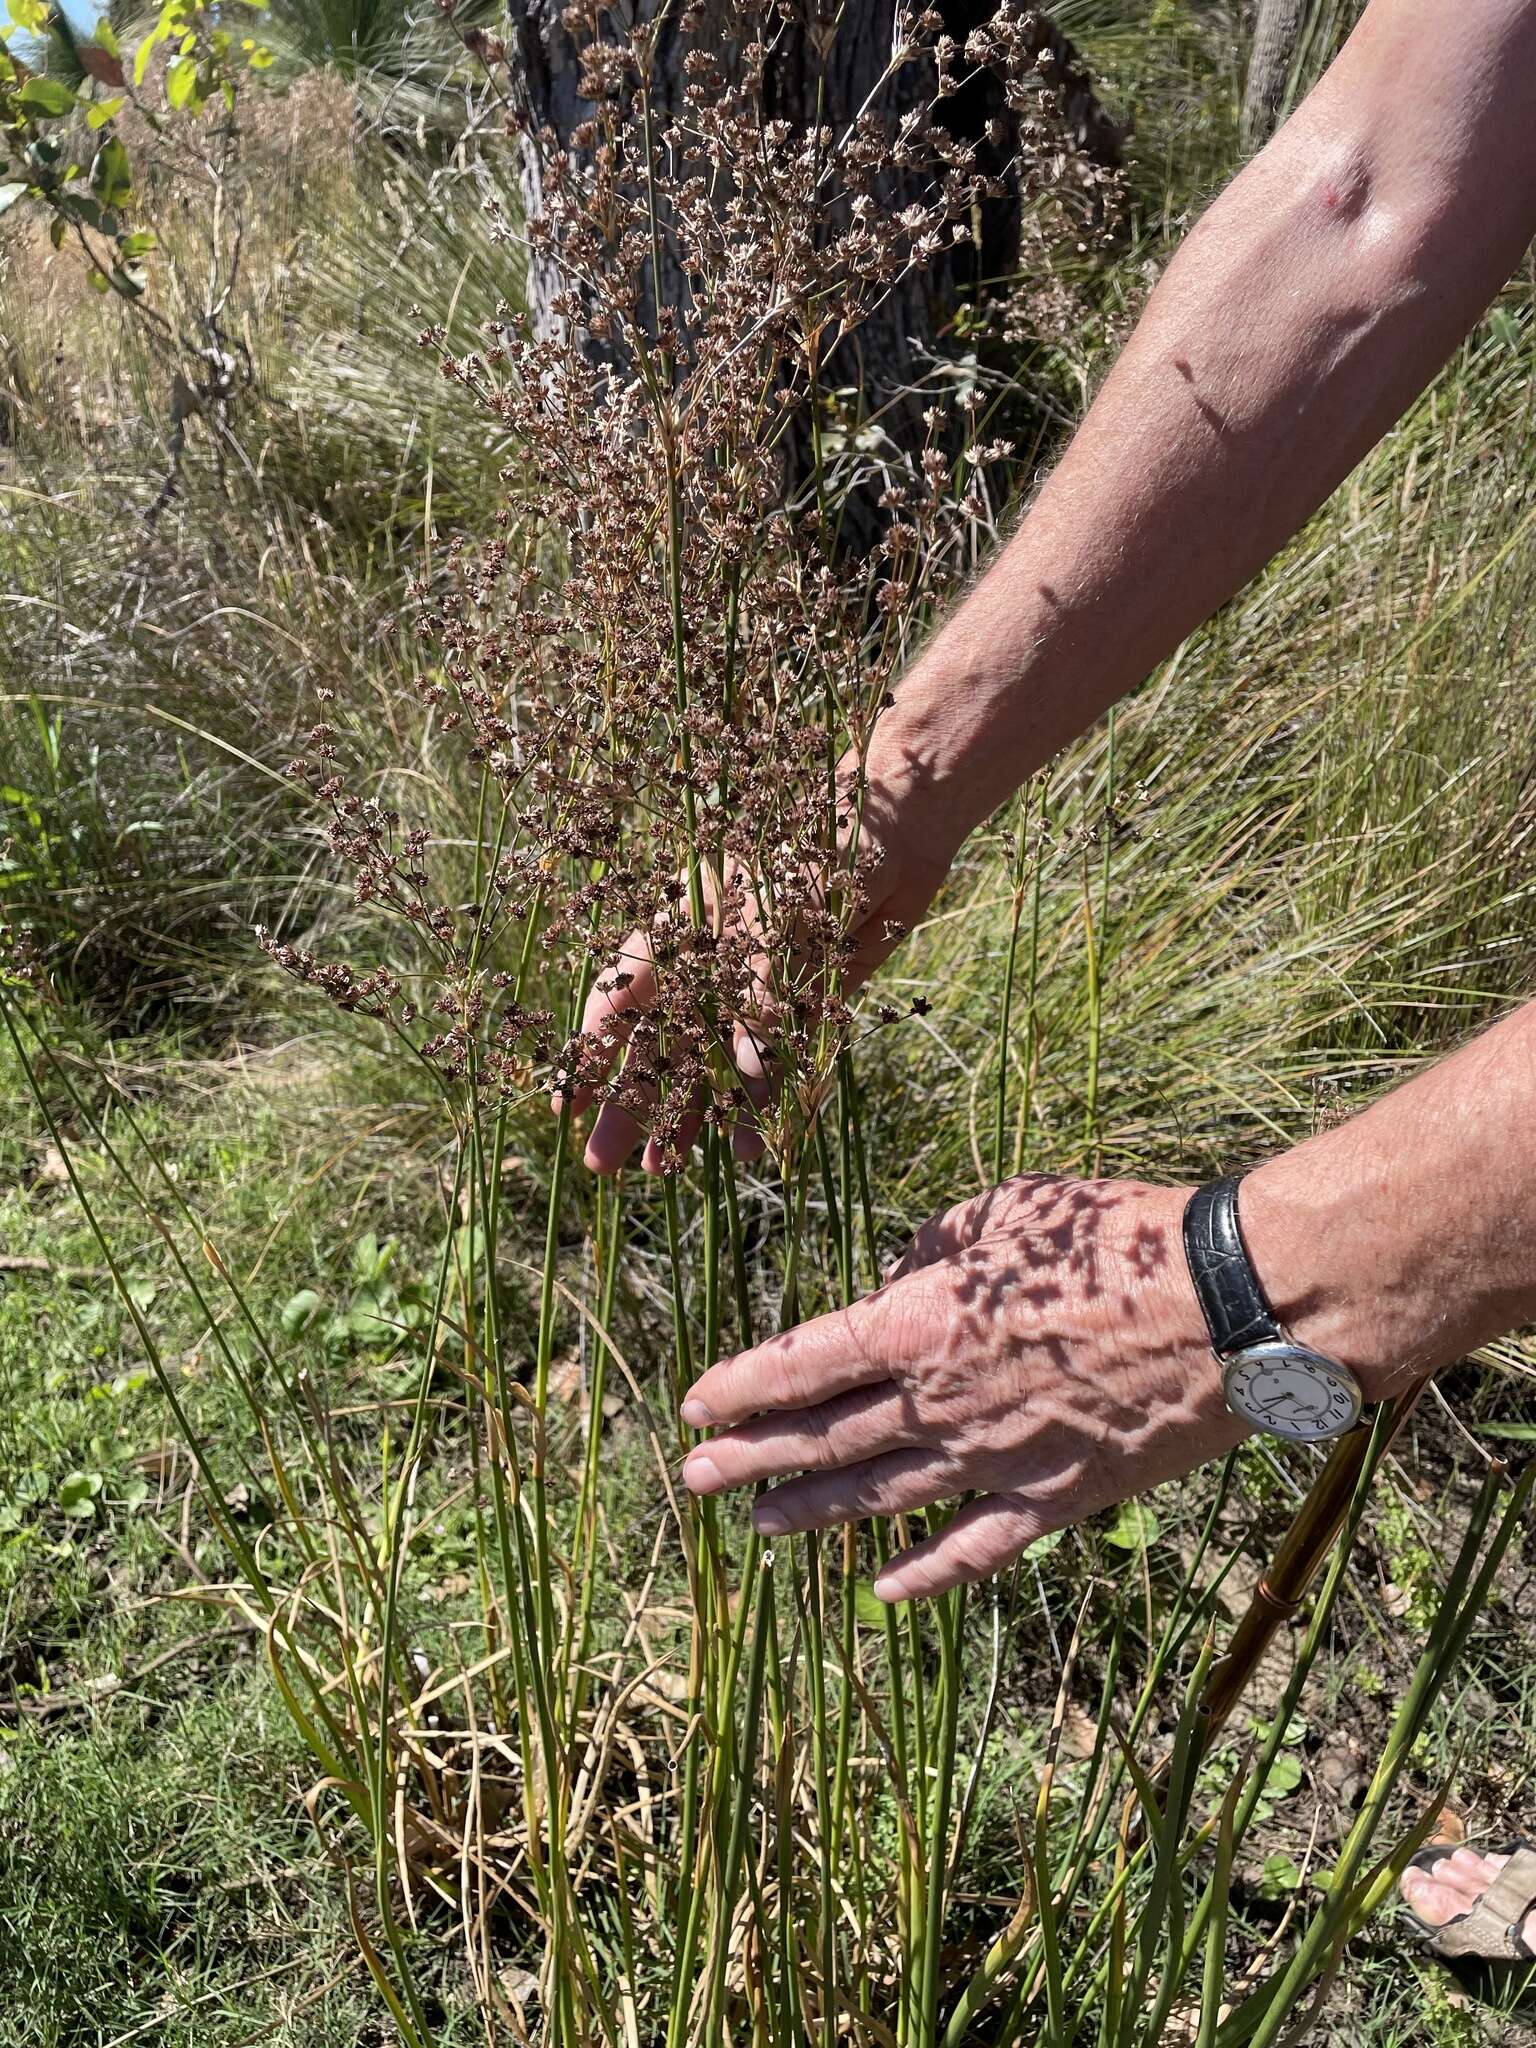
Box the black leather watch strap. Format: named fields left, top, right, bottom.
left=1182, top=1176, right=1283, bottom=1357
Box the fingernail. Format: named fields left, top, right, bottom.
left=873, top=1571, right=906, bottom=1603
left=681, top=1395, right=713, bottom=1427
left=753, top=1503, right=789, bottom=1536
left=683, top=1453, right=722, bottom=1493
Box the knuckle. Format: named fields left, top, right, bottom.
left=799, top=1405, right=837, bottom=1464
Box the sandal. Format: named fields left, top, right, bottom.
left=1401, top=1837, right=1536, bottom=1963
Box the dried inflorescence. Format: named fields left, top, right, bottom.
left=273, top=0, right=1111, bottom=1165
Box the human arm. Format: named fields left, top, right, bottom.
left=572, top=0, right=1536, bottom=1169
left=856, top=0, right=1536, bottom=922
left=680, top=1000, right=1536, bottom=1598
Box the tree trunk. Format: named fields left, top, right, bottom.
left=505, top=0, right=1120, bottom=390
left=1241, top=0, right=1308, bottom=150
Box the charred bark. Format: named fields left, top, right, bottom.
left=505, top=0, right=1120, bottom=392
left=1241, top=0, right=1307, bottom=150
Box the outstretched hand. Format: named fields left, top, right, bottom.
left=679, top=1174, right=1246, bottom=1601
left=558, top=770, right=961, bottom=1175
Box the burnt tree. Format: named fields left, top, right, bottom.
left=504, top=0, right=1120, bottom=409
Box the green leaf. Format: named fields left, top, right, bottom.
left=120, top=229, right=157, bottom=258
left=1102, top=1500, right=1160, bottom=1551
left=86, top=96, right=126, bottom=130
left=95, top=17, right=121, bottom=57
left=1259, top=1852, right=1302, bottom=1898
left=133, top=23, right=165, bottom=87
left=58, top=1470, right=104, bottom=1519
left=165, top=54, right=199, bottom=110
left=18, top=76, right=80, bottom=117
left=86, top=266, right=110, bottom=292
left=854, top=1583, right=889, bottom=1629
left=280, top=1288, right=323, bottom=1336
left=1487, top=307, right=1521, bottom=353
left=6, top=0, right=49, bottom=34
left=246, top=44, right=273, bottom=68
left=1022, top=1526, right=1065, bottom=1561
left=0, top=180, right=25, bottom=217
left=123, top=1275, right=157, bottom=1314
left=1265, top=1753, right=1303, bottom=1799
left=89, top=136, right=132, bottom=210
left=1480, top=1422, right=1536, bottom=1440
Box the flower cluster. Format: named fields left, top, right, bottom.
left=274, top=0, right=1109, bottom=1163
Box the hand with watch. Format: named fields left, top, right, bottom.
left=678, top=1001, right=1536, bottom=1601
left=1183, top=1176, right=1364, bottom=1444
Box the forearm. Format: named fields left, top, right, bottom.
left=873, top=0, right=1536, bottom=842
left=1241, top=1000, right=1536, bottom=1401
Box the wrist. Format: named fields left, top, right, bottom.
left=861, top=671, right=1019, bottom=852
left=1236, top=1149, right=1445, bottom=1405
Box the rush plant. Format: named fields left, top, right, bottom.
left=2, top=5, right=1524, bottom=2044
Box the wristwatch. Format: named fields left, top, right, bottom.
left=1182, top=1176, right=1365, bottom=1443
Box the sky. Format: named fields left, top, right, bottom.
left=9, top=2, right=104, bottom=64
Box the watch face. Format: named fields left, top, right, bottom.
left=1222, top=1342, right=1363, bottom=1443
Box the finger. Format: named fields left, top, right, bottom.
left=643, top=1104, right=702, bottom=1175
left=733, top=1120, right=767, bottom=1163
left=582, top=1027, right=661, bottom=1173
left=553, top=933, right=658, bottom=1114
left=872, top=1492, right=1054, bottom=1602
left=886, top=1177, right=1056, bottom=1282
left=681, top=1297, right=891, bottom=1427
left=584, top=1095, right=650, bottom=1175
left=729, top=1020, right=774, bottom=1163
left=752, top=1447, right=957, bottom=1535
left=682, top=1382, right=921, bottom=1495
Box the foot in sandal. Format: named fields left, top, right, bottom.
left=1400, top=1843, right=1536, bottom=1963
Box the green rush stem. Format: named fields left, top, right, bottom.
left=1031, top=1813, right=1067, bottom=2048
left=532, top=1100, right=573, bottom=1726
left=703, top=1531, right=775, bottom=2041
left=843, top=1059, right=881, bottom=1293
left=1085, top=711, right=1116, bottom=1173
left=770, top=1579, right=796, bottom=2048
left=664, top=1173, right=708, bottom=2048
left=369, top=1135, right=475, bottom=2027
left=1194, top=1784, right=1240, bottom=2048
left=1127, top=1643, right=1215, bottom=2048
left=668, top=1131, right=730, bottom=2048
left=797, top=1530, right=839, bottom=2048
left=480, top=1089, right=589, bottom=2046
left=567, top=1172, right=624, bottom=1731
left=1081, top=856, right=1103, bottom=1173
left=920, top=1584, right=964, bottom=2046
left=845, top=1068, right=924, bottom=2038
left=722, top=1149, right=754, bottom=1345
left=1012, top=784, right=1047, bottom=1178
left=815, top=1109, right=858, bottom=1891
left=995, top=792, right=1031, bottom=1184
left=874, top=1520, right=916, bottom=2048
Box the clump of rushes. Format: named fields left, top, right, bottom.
left=271, top=2, right=1070, bottom=1167
left=3, top=5, right=1520, bottom=2045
